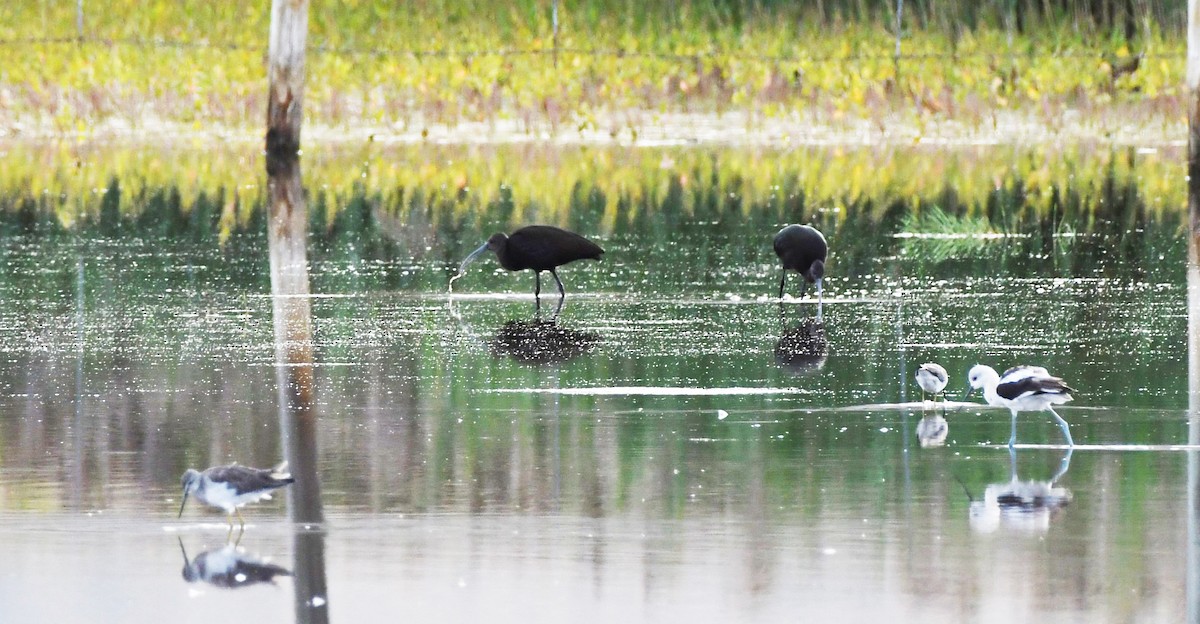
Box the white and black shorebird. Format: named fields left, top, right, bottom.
left=773, top=224, right=827, bottom=302
left=915, top=362, right=949, bottom=402
left=178, top=463, right=295, bottom=529
left=179, top=539, right=292, bottom=589
left=966, top=365, right=1076, bottom=447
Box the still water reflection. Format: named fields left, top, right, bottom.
left=0, top=144, right=1193, bottom=622
left=179, top=537, right=293, bottom=589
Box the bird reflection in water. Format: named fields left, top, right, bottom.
left=178, top=538, right=292, bottom=590
left=774, top=318, right=828, bottom=374
left=965, top=448, right=1073, bottom=533
left=916, top=413, right=948, bottom=447
left=491, top=319, right=600, bottom=363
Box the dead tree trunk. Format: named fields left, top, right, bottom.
left=265, top=2, right=328, bottom=619
left=267, top=0, right=309, bottom=178
left=1187, top=3, right=1200, bottom=623
left=265, top=0, right=322, bottom=527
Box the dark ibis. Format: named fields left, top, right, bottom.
left=773, top=224, right=827, bottom=301
left=452, top=225, right=604, bottom=301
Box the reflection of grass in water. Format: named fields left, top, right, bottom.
left=898, top=205, right=1007, bottom=263
left=0, top=142, right=1180, bottom=248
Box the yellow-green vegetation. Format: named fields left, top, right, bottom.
left=0, top=141, right=1179, bottom=239
left=0, top=1, right=1184, bottom=133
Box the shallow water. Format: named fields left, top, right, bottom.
left=0, top=145, right=1195, bottom=622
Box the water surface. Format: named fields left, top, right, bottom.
left=0, top=143, right=1192, bottom=622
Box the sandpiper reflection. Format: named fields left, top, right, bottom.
left=916, top=413, right=948, bottom=447
left=967, top=448, right=1073, bottom=533
left=179, top=538, right=292, bottom=590
left=774, top=318, right=828, bottom=374
left=490, top=318, right=600, bottom=363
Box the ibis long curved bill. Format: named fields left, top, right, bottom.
left=449, top=243, right=490, bottom=292
left=449, top=226, right=604, bottom=300
left=177, top=489, right=190, bottom=518
left=457, top=243, right=490, bottom=275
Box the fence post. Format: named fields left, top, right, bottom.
left=1187, top=4, right=1200, bottom=624
left=552, top=0, right=560, bottom=69
left=266, top=0, right=309, bottom=166
left=894, top=0, right=903, bottom=86
left=1190, top=0, right=1200, bottom=233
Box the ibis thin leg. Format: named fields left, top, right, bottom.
left=1008, top=410, right=1018, bottom=448
left=550, top=269, right=566, bottom=299
left=778, top=272, right=786, bottom=299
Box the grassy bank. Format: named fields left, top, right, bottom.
left=0, top=1, right=1185, bottom=138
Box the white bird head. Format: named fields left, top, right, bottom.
left=967, top=364, right=999, bottom=390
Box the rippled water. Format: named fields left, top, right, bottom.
left=0, top=149, right=1195, bottom=622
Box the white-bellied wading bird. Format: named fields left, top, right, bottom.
left=966, top=365, right=1076, bottom=447
left=178, top=463, right=295, bottom=529
left=915, top=362, right=949, bottom=402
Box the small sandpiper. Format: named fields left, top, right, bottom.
left=915, top=362, right=949, bottom=403
left=178, top=463, right=295, bottom=529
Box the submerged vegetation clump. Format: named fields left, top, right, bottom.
left=0, top=1, right=1186, bottom=135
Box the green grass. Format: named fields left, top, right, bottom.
left=0, top=1, right=1184, bottom=133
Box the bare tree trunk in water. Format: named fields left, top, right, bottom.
left=1186, top=3, right=1200, bottom=622
left=266, top=1, right=329, bottom=622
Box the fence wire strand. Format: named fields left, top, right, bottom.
left=0, top=35, right=1185, bottom=65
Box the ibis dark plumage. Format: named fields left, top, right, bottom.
left=453, top=225, right=604, bottom=300
left=773, top=225, right=827, bottom=301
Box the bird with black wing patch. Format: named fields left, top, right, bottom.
left=966, top=365, right=1076, bottom=447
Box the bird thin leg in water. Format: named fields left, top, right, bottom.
left=1052, top=448, right=1073, bottom=482
left=1008, top=410, right=1019, bottom=448
left=1048, top=407, right=1074, bottom=446
left=550, top=269, right=566, bottom=299
left=549, top=295, right=565, bottom=320
left=236, top=508, right=246, bottom=529
left=778, top=272, right=787, bottom=299
left=816, top=279, right=823, bottom=321
left=534, top=272, right=542, bottom=299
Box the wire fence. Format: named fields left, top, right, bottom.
left=0, top=34, right=1184, bottom=65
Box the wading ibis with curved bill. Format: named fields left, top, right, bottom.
left=965, top=365, right=1076, bottom=448
left=774, top=225, right=827, bottom=301
left=454, top=225, right=604, bottom=301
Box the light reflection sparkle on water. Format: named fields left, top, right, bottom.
left=0, top=175, right=1191, bottom=622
